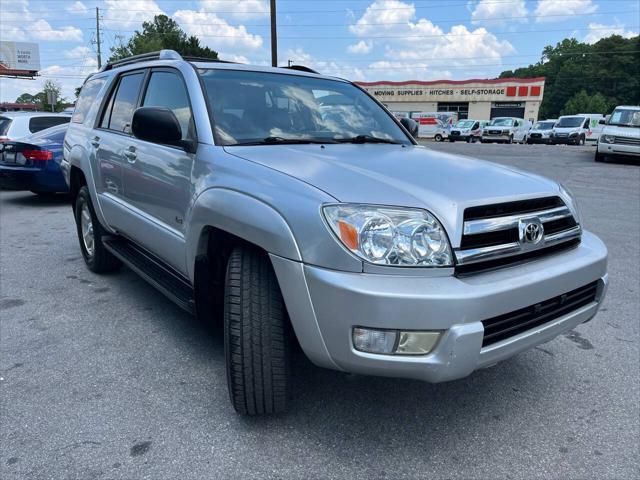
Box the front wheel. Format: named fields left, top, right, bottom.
left=434, top=134, right=443, bottom=142
left=595, top=150, right=606, bottom=162
left=508, top=135, right=514, bottom=144
left=74, top=186, right=120, bottom=273
left=224, top=247, right=291, bottom=415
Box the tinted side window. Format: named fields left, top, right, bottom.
left=142, top=71, right=193, bottom=140
left=104, top=72, right=144, bottom=133
left=72, top=77, right=106, bottom=123
left=28, top=116, right=71, bottom=133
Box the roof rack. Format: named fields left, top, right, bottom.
left=183, top=56, right=237, bottom=64
left=282, top=65, right=320, bottom=74
left=100, top=49, right=183, bottom=72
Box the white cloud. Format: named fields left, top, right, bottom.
left=348, top=0, right=515, bottom=80
left=174, top=9, right=263, bottom=54
left=534, top=0, right=597, bottom=22
left=471, top=0, right=527, bottom=25
left=198, top=0, right=269, bottom=20
left=348, top=40, right=373, bottom=54
left=30, top=19, right=83, bottom=41
left=285, top=47, right=366, bottom=81
left=63, top=46, right=93, bottom=59
left=66, top=1, right=87, bottom=15
left=584, top=22, right=638, bottom=44
left=102, top=0, right=164, bottom=30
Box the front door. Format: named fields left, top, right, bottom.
left=121, top=68, right=196, bottom=274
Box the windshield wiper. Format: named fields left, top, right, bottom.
left=233, top=136, right=337, bottom=146
left=334, top=135, right=401, bottom=144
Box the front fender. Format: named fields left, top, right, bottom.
left=185, top=187, right=302, bottom=281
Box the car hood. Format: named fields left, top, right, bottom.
left=554, top=127, right=581, bottom=134
left=223, top=144, right=560, bottom=244
left=602, top=125, right=640, bottom=137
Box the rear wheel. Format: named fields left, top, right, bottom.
left=224, top=246, right=290, bottom=415
left=74, top=186, right=120, bottom=273
left=434, top=134, right=443, bottom=142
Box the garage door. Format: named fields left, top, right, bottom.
left=490, top=103, right=525, bottom=119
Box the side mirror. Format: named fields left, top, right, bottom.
left=132, top=106, right=183, bottom=147
left=598, top=118, right=606, bottom=125
left=400, top=117, right=419, bottom=138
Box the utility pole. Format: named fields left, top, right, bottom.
left=95, top=7, right=102, bottom=69
left=270, top=0, right=277, bottom=67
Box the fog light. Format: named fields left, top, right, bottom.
left=353, top=327, right=396, bottom=354
left=352, top=328, right=442, bottom=355
left=396, top=331, right=441, bottom=355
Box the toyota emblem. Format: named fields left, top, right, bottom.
left=519, top=218, right=544, bottom=245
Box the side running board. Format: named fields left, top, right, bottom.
left=103, top=237, right=195, bottom=314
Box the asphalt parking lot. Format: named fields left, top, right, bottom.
left=1, top=143, right=638, bottom=479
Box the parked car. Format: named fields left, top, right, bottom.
left=0, top=112, right=71, bottom=143
left=549, top=115, right=591, bottom=145
left=527, top=119, right=556, bottom=144
left=63, top=50, right=608, bottom=416
left=481, top=117, right=530, bottom=143
left=595, top=105, right=640, bottom=162
left=0, top=123, right=69, bottom=194
left=449, top=119, right=489, bottom=143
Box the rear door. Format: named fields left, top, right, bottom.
left=92, top=70, right=146, bottom=226
left=120, top=67, right=196, bottom=273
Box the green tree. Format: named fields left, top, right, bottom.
left=561, top=90, right=612, bottom=115
left=14, top=80, right=66, bottom=112
left=108, top=15, right=218, bottom=62
left=500, top=34, right=639, bottom=118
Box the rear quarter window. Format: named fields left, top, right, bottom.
left=0, top=117, right=12, bottom=136
left=72, top=77, right=107, bottom=124
left=28, top=116, right=71, bottom=133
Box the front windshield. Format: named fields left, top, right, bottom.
left=556, top=117, right=585, bottom=128
left=534, top=121, right=555, bottom=129
left=608, top=108, right=640, bottom=127
left=489, top=118, right=514, bottom=126
left=455, top=120, right=475, bottom=128
left=198, top=69, right=412, bottom=146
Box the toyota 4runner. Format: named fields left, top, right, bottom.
left=63, top=51, right=608, bottom=415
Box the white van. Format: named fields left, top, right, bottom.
left=410, top=113, right=450, bottom=140
left=481, top=117, right=530, bottom=144
left=595, top=105, right=640, bottom=162
left=549, top=115, right=591, bottom=145
left=578, top=113, right=606, bottom=143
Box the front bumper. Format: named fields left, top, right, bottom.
left=482, top=134, right=510, bottom=142
left=597, top=142, right=640, bottom=158
left=528, top=135, right=549, bottom=144
left=0, top=163, right=68, bottom=192
left=549, top=135, right=579, bottom=145
left=272, top=230, right=607, bottom=382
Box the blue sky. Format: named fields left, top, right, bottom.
left=0, top=0, right=638, bottom=102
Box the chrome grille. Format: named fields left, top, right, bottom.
left=455, top=196, right=581, bottom=275
left=613, top=136, right=640, bottom=146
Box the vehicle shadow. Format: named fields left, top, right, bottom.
left=0, top=190, right=70, bottom=208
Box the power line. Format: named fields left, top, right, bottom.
left=91, top=25, right=639, bottom=39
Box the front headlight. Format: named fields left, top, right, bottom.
left=323, top=204, right=453, bottom=267
left=559, top=183, right=582, bottom=224
left=600, top=134, right=615, bottom=144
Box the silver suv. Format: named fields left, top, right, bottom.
left=63, top=50, right=608, bottom=415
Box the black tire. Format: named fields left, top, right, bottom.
left=74, top=186, right=121, bottom=273
left=224, top=247, right=290, bottom=415
left=508, top=135, right=514, bottom=144
left=434, top=134, right=443, bottom=142
left=449, top=138, right=455, bottom=142
left=595, top=150, right=606, bottom=162
left=579, top=135, right=585, bottom=146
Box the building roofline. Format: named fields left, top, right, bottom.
left=356, top=77, right=546, bottom=87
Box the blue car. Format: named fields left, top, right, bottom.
left=0, top=123, right=69, bottom=194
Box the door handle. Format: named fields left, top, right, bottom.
left=123, top=147, right=137, bottom=163
left=91, top=136, right=100, bottom=148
